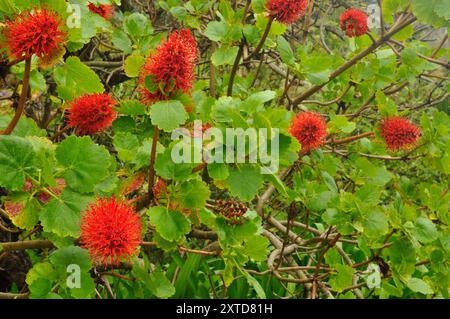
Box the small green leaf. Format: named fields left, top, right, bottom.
left=56, top=136, right=112, bottom=193
left=243, top=236, right=270, bottom=261
left=149, top=100, right=187, bottom=132
left=0, top=135, right=35, bottom=190
left=124, top=53, right=145, bottom=78
left=54, top=57, right=104, bottom=101
left=211, top=46, right=239, bottom=66
left=407, top=278, right=434, bottom=295
left=40, top=190, right=93, bottom=237
left=224, top=165, right=263, bottom=201
left=204, top=21, right=228, bottom=42
left=178, top=180, right=211, bottom=209
left=411, top=217, right=439, bottom=244
left=148, top=206, right=191, bottom=242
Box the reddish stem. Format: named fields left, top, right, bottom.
left=1, top=58, right=32, bottom=135
left=329, top=131, right=374, bottom=145
left=148, top=125, right=160, bottom=201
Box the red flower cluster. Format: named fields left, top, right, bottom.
left=80, top=197, right=142, bottom=265
left=139, top=29, right=198, bottom=104
left=380, top=117, right=421, bottom=151
left=266, top=0, right=307, bottom=24
left=66, top=93, right=117, bottom=135
left=340, top=8, right=368, bottom=37
left=88, top=3, right=115, bottom=20
left=289, top=112, right=327, bottom=152
left=3, top=8, right=66, bottom=59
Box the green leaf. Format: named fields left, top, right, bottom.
left=148, top=206, right=191, bottom=242
left=327, top=116, right=356, bottom=134
left=49, top=246, right=92, bottom=273
left=241, top=269, right=266, bottom=299
left=322, top=172, right=338, bottom=194
left=211, top=46, right=239, bottom=66
left=124, top=53, right=145, bottom=78
left=243, top=236, right=270, bottom=261
left=148, top=269, right=176, bottom=299
left=149, top=100, right=187, bottom=132
left=277, top=36, right=295, bottom=65
left=113, top=132, right=140, bottom=163
left=40, top=190, right=93, bottom=237
left=117, top=100, right=147, bottom=116
left=26, top=262, right=57, bottom=298
left=54, top=57, right=104, bottom=101
left=207, top=163, right=229, bottom=180
left=111, top=29, right=132, bottom=54
left=56, top=136, right=112, bottom=193
left=224, top=165, right=263, bottom=201
left=49, top=246, right=95, bottom=299
left=0, top=0, right=15, bottom=14
left=411, top=217, right=439, bottom=244
left=264, top=173, right=287, bottom=197
left=0, top=115, right=46, bottom=138
left=241, top=90, right=276, bottom=114
left=407, top=278, right=434, bottom=295
left=329, top=264, right=355, bottom=293
left=154, top=147, right=196, bottom=181
left=363, top=210, right=389, bottom=238
left=124, top=13, right=152, bottom=37
left=178, top=180, right=211, bottom=209
left=204, top=21, right=228, bottom=42
left=0, top=135, right=35, bottom=190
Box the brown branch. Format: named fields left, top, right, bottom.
left=328, top=131, right=374, bottom=145
left=1, top=58, right=32, bottom=135
left=0, top=240, right=55, bottom=251
left=147, top=125, right=160, bottom=202
left=245, top=16, right=274, bottom=62
left=227, top=42, right=244, bottom=96
left=292, top=15, right=417, bottom=106
left=0, top=292, right=29, bottom=299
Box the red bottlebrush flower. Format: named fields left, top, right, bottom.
left=88, top=3, right=115, bottom=20
left=80, top=197, right=142, bottom=265
left=340, top=8, right=368, bottom=37
left=289, top=112, right=327, bottom=152
left=266, top=0, right=307, bottom=24
left=380, top=117, right=421, bottom=151
left=66, top=93, right=117, bottom=135
left=3, top=8, right=66, bottom=59
left=139, top=29, right=198, bottom=104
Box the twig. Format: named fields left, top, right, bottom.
left=1, top=58, right=32, bottom=135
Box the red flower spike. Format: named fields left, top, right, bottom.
left=266, top=0, right=307, bottom=25
left=3, top=8, right=66, bottom=60
left=66, top=93, right=117, bottom=135
left=80, top=197, right=142, bottom=265
left=88, top=3, right=115, bottom=20
left=380, top=117, right=421, bottom=151
left=289, top=112, right=327, bottom=152
left=340, top=8, right=368, bottom=38
left=139, top=29, right=198, bottom=104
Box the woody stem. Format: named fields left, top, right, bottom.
left=1, top=57, right=32, bottom=135
left=245, top=15, right=274, bottom=62
left=329, top=131, right=374, bottom=145
left=148, top=125, right=160, bottom=202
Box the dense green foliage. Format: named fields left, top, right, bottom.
left=0, top=0, right=448, bottom=299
